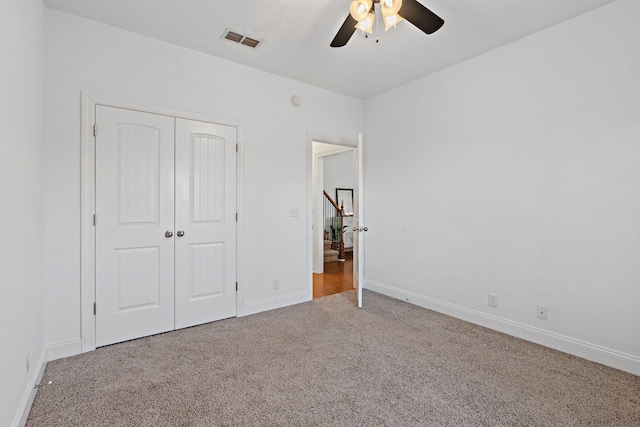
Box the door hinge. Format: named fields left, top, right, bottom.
left=236, top=212, right=238, bottom=222
left=93, top=214, right=96, bottom=226
left=236, top=143, right=238, bottom=153
left=236, top=282, right=238, bottom=291
left=93, top=302, right=96, bottom=315
left=93, top=124, right=97, bottom=137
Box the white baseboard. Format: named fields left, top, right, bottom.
left=365, top=279, right=640, bottom=377
left=242, top=291, right=309, bottom=316
left=46, top=338, right=82, bottom=361
left=12, top=349, right=47, bottom=427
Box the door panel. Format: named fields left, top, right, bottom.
left=190, top=243, right=225, bottom=297
left=95, top=106, right=175, bottom=347
left=192, top=135, right=226, bottom=222
left=174, top=118, right=237, bottom=329
left=115, top=247, right=160, bottom=310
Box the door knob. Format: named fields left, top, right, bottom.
left=177, top=230, right=185, bottom=237
left=165, top=231, right=173, bottom=238
left=353, top=227, right=368, bottom=232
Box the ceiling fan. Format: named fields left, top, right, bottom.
left=330, top=0, right=444, bottom=47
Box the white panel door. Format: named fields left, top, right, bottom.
left=353, top=134, right=365, bottom=308
left=174, top=118, right=237, bottom=329
left=95, top=106, right=175, bottom=346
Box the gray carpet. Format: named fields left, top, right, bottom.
left=28, top=290, right=640, bottom=426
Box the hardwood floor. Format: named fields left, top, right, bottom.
left=313, top=252, right=353, bottom=299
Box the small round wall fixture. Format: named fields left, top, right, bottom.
left=290, top=95, right=301, bottom=107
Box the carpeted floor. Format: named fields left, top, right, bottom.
left=27, top=290, right=640, bottom=426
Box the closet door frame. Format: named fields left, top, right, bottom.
left=80, top=92, right=244, bottom=353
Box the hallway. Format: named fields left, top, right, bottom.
left=312, top=252, right=353, bottom=299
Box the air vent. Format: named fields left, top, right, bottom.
left=224, top=31, right=244, bottom=43
left=241, top=37, right=260, bottom=48
left=222, top=29, right=262, bottom=49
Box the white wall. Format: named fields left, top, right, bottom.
left=43, top=9, right=363, bottom=355
left=0, top=0, right=46, bottom=425
left=323, top=151, right=355, bottom=247
left=323, top=150, right=354, bottom=207
left=364, top=0, right=640, bottom=375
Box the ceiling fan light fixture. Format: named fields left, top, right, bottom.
left=350, top=0, right=373, bottom=22
left=381, top=0, right=402, bottom=16
left=383, top=13, right=404, bottom=30
left=331, top=0, right=444, bottom=48
left=355, top=11, right=375, bottom=34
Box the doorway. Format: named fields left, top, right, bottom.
left=311, top=141, right=355, bottom=299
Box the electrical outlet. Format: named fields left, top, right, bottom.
left=289, top=207, right=299, bottom=217
left=488, top=293, right=498, bottom=308
left=273, top=279, right=280, bottom=290
left=537, top=305, right=548, bottom=320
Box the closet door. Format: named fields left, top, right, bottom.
left=95, top=106, right=175, bottom=347
left=174, top=118, right=237, bottom=329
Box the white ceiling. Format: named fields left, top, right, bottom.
left=314, top=141, right=354, bottom=157
left=43, top=0, right=617, bottom=99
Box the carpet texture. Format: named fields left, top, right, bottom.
left=27, top=290, right=640, bottom=426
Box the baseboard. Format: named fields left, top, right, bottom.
left=12, top=349, right=47, bottom=427
left=242, top=291, right=309, bottom=316
left=365, top=279, right=640, bottom=377
left=46, top=338, right=82, bottom=361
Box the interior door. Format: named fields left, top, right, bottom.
left=95, top=106, right=176, bottom=346
left=174, top=118, right=237, bottom=329
left=353, top=134, right=365, bottom=308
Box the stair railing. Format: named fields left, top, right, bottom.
left=323, top=190, right=346, bottom=261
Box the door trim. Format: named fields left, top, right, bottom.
left=81, top=91, right=244, bottom=352
left=306, top=132, right=358, bottom=301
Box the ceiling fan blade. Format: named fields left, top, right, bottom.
left=400, top=0, right=444, bottom=35
left=331, top=14, right=358, bottom=47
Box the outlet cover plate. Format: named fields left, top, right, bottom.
left=488, top=293, right=498, bottom=308
left=537, top=305, right=548, bottom=320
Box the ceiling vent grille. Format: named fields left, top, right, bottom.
left=222, top=29, right=262, bottom=49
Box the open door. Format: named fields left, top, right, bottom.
left=352, top=134, right=366, bottom=308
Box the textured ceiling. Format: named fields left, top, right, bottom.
left=43, top=0, right=618, bottom=99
